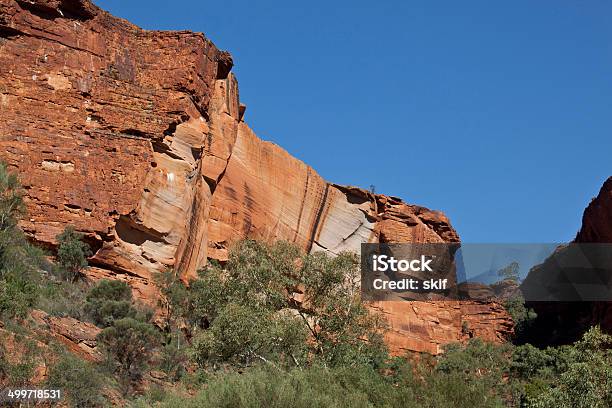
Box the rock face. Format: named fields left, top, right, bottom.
left=0, top=309, right=100, bottom=389
left=576, top=177, right=612, bottom=243
left=573, top=177, right=612, bottom=333
left=0, top=0, right=511, bottom=353
left=371, top=300, right=512, bottom=354
left=31, top=309, right=101, bottom=361
left=523, top=177, right=612, bottom=345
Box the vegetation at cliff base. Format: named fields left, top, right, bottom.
left=183, top=240, right=386, bottom=370
left=47, top=352, right=106, bottom=407
left=99, top=317, right=160, bottom=394
left=127, top=326, right=612, bottom=408
left=138, top=240, right=612, bottom=408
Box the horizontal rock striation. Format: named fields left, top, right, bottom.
left=0, top=0, right=512, bottom=353
left=31, top=309, right=101, bottom=361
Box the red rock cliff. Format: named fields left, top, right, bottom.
left=0, top=0, right=512, bottom=354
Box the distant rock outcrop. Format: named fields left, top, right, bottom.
left=576, top=178, right=612, bottom=243
left=0, top=0, right=512, bottom=354
left=522, top=177, right=612, bottom=345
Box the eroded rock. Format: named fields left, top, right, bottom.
left=0, top=0, right=512, bottom=354
left=31, top=309, right=101, bottom=361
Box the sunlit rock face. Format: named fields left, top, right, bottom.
left=0, top=0, right=512, bottom=354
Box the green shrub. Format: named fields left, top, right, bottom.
left=158, top=334, right=189, bottom=382
left=154, top=270, right=190, bottom=333
left=98, top=318, right=160, bottom=394
left=190, top=303, right=307, bottom=368
left=88, top=279, right=132, bottom=301
left=85, top=280, right=137, bottom=327
left=437, top=338, right=511, bottom=389
left=0, top=336, right=40, bottom=387
left=0, top=162, right=25, bottom=232
left=139, top=365, right=406, bottom=408
left=0, top=274, right=39, bottom=319
left=525, top=327, right=612, bottom=408
left=56, top=226, right=91, bottom=282
left=512, top=343, right=555, bottom=379
left=504, top=294, right=537, bottom=340
left=429, top=339, right=517, bottom=407
left=416, top=370, right=507, bottom=408
left=47, top=353, right=106, bottom=407
left=37, top=279, right=89, bottom=320
left=131, top=326, right=612, bottom=408
left=0, top=162, right=45, bottom=319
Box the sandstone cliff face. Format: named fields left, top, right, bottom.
left=30, top=309, right=101, bottom=361
left=0, top=0, right=511, bottom=353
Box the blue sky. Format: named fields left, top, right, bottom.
left=96, top=0, right=612, bottom=243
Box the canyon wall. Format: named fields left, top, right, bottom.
left=576, top=177, right=612, bottom=243
left=523, top=177, right=612, bottom=345
left=0, top=0, right=512, bottom=354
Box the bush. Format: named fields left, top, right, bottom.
left=437, top=338, right=511, bottom=389
left=158, top=333, right=189, bottom=382
left=85, top=280, right=137, bottom=327
left=47, top=353, right=106, bottom=407
left=0, top=162, right=45, bottom=319
left=191, top=303, right=306, bottom=368
left=136, top=365, right=412, bottom=408
left=504, top=294, right=537, bottom=341
left=524, top=327, right=612, bottom=408
left=416, top=370, right=506, bottom=408
left=88, top=279, right=132, bottom=301
left=37, top=279, right=89, bottom=320
left=129, top=326, right=612, bottom=408
left=431, top=339, right=518, bottom=406
left=154, top=270, right=190, bottom=333
left=0, top=162, right=25, bottom=232
left=0, top=336, right=40, bottom=387
left=98, top=318, right=160, bottom=394
left=56, top=226, right=91, bottom=282
left=0, top=273, right=39, bottom=319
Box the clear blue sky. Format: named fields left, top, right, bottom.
left=96, top=0, right=612, bottom=243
